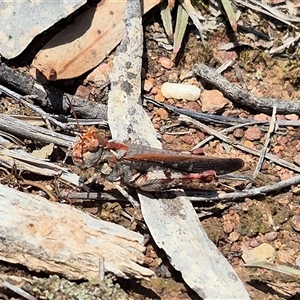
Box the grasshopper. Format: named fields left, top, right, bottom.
left=72, top=128, right=244, bottom=191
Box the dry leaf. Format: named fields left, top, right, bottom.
left=32, top=0, right=160, bottom=80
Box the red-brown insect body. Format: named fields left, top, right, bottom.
left=72, top=128, right=244, bottom=191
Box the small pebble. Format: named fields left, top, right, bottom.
left=191, top=148, right=205, bottom=155
left=155, top=108, right=169, bottom=120
left=249, top=239, right=260, bottom=248
left=161, top=82, right=200, bottom=101
left=158, top=57, right=174, bottom=69
left=242, top=243, right=276, bottom=263
left=233, top=128, right=244, bottom=139
left=285, top=114, right=299, bottom=121
left=261, top=162, right=269, bottom=170
left=244, top=140, right=254, bottom=148
left=196, top=131, right=205, bottom=140
left=253, top=113, right=269, bottom=121
left=228, top=231, right=240, bottom=242
left=162, top=134, right=175, bottom=144
left=179, top=135, right=194, bottom=145
left=143, top=79, right=153, bottom=92
left=291, top=139, right=299, bottom=146
left=291, top=215, right=300, bottom=232
left=277, top=136, right=288, bottom=146
left=200, top=90, right=229, bottom=114
left=264, top=231, right=278, bottom=242
left=223, top=221, right=234, bottom=234
left=244, top=126, right=262, bottom=141
left=186, top=101, right=201, bottom=111
left=273, top=145, right=283, bottom=154
left=75, top=85, right=91, bottom=99
left=154, top=89, right=165, bottom=102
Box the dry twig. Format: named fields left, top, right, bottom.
left=193, top=64, right=300, bottom=114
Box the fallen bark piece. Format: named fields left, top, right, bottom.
left=106, top=0, right=249, bottom=298
left=107, top=0, right=161, bottom=147
left=0, top=0, right=87, bottom=59
left=32, top=0, right=160, bottom=80
left=139, top=191, right=251, bottom=299
left=0, top=184, right=154, bottom=280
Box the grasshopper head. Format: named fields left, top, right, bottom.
left=72, top=127, right=105, bottom=168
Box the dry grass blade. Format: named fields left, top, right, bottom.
left=179, top=0, right=205, bottom=43
left=252, top=106, right=277, bottom=180
left=245, top=260, right=300, bottom=277
left=173, top=3, right=189, bottom=54
left=220, top=0, right=237, bottom=32
left=234, top=0, right=300, bottom=29
left=160, top=0, right=173, bottom=38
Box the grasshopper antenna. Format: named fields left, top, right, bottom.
left=66, top=95, right=82, bottom=136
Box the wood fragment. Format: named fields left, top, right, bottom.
left=107, top=0, right=160, bottom=147
left=0, top=63, right=107, bottom=119
left=0, top=278, right=37, bottom=300
left=0, top=84, right=72, bottom=132
left=0, top=146, right=80, bottom=187
left=0, top=184, right=153, bottom=280
left=0, top=114, right=75, bottom=148
left=140, top=190, right=251, bottom=299
left=193, top=63, right=300, bottom=114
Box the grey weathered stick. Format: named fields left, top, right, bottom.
left=0, top=84, right=71, bottom=132
left=0, top=114, right=75, bottom=148
left=0, top=63, right=107, bottom=119
left=188, top=172, right=300, bottom=202
left=193, top=63, right=300, bottom=114
left=179, top=114, right=300, bottom=173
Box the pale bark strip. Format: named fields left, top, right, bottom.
left=107, top=0, right=160, bottom=148
left=0, top=184, right=154, bottom=280
left=140, top=190, right=251, bottom=299
left=107, top=0, right=250, bottom=299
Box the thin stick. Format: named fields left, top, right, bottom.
left=188, top=172, right=300, bottom=202
left=252, top=106, right=277, bottom=180
left=179, top=114, right=300, bottom=173
left=192, top=121, right=260, bottom=150
left=0, top=84, right=71, bottom=132
left=193, top=64, right=300, bottom=114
